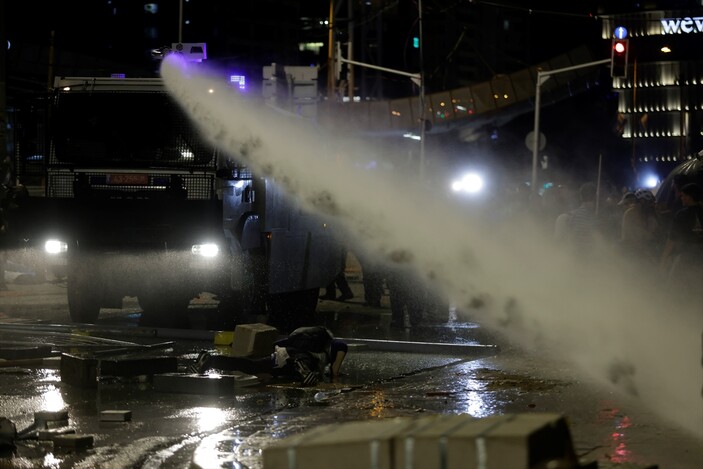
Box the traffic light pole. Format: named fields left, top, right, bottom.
left=531, top=58, right=611, bottom=192
left=337, top=56, right=424, bottom=178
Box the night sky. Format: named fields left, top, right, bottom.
left=5, top=1, right=694, bottom=189
left=5, top=1, right=608, bottom=81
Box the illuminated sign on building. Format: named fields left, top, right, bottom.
left=660, top=17, right=703, bottom=34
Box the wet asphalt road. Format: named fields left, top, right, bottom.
left=0, top=274, right=702, bottom=469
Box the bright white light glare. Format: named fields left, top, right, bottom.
left=181, top=150, right=194, bottom=159
left=44, top=239, right=68, bottom=254
left=192, top=243, right=219, bottom=257
left=451, top=173, right=484, bottom=193
left=233, top=180, right=245, bottom=189
left=40, top=386, right=66, bottom=411
left=193, top=406, right=227, bottom=432
left=643, top=175, right=659, bottom=188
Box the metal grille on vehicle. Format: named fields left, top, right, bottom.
left=47, top=171, right=215, bottom=200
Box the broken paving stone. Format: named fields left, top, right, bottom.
left=34, top=410, right=69, bottom=424
left=52, top=434, right=94, bottom=450
left=0, top=346, right=55, bottom=360
left=0, top=417, right=17, bottom=442
left=100, top=410, right=132, bottom=422
left=37, top=428, right=76, bottom=440
left=46, top=420, right=70, bottom=429
left=60, top=354, right=178, bottom=388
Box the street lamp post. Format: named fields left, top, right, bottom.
left=418, top=0, right=425, bottom=181
left=335, top=0, right=426, bottom=180
left=531, top=58, right=611, bottom=192
left=178, top=0, right=184, bottom=43
left=531, top=71, right=547, bottom=192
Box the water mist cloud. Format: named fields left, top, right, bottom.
left=161, top=56, right=703, bottom=439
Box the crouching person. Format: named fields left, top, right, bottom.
left=190, top=326, right=348, bottom=386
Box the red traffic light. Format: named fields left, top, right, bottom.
left=610, top=38, right=629, bottom=78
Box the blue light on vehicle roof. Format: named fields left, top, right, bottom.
left=230, top=75, right=246, bottom=91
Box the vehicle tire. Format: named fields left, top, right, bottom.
left=67, top=270, right=102, bottom=323
left=138, top=293, right=191, bottom=328
left=237, top=248, right=269, bottom=322
left=211, top=292, right=249, bottom=330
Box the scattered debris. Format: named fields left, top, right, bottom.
left=60, top=353, right=178, bottom=388
left=0, top=417, right=17, bottom=449
left=53, top=434, right=94, bottom=450
left=0, top=345, right=55, bottom=360
left=100, top=410, right=132, bottom=422
left=37, top=427, right=76, bottom=441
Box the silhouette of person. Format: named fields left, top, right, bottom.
left=190, top=326, right=348, bottom=386
left=320, top=247, right=353, bottom=301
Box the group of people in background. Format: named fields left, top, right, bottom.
left=547, top=175, right=702, bottom=291
left=319, top=173, right=703, bottom=329
left=319, top=245, right=442, bottom=329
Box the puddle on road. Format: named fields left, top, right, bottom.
left=471, top=367, right=566, bottom=392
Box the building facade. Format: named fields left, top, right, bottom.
left=600, top=5, right=703, bottom=182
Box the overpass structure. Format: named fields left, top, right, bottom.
left=316, top=45, right=605, bottom=140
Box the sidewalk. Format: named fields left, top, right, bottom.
left=0, top=271, right=68, bottom=317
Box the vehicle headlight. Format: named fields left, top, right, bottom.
left=192, top=243, right=219, bottom=258
left=44, top=239, right=68, bottom=255
left=451, top=172, right=484, bottom=194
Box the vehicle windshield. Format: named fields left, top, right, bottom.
left=52, top=91, right=215, bottom=167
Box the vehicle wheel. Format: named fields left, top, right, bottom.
left=138, top=293, right=192, bottom=328
left=210, top=292, right=246, bottom=330
left=267, top=288, right=320, bottom=334
left=67, top=271, right=102, bottom=323
left=237, top=248, right=269, bottom=323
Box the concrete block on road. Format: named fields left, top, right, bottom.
left=263, top=417, right=415, bottom=469
left=0, top=417, right=17, bottom=443
left=46, top=419, right=70, bottom=429
left=231, top=323, right=278, bottom=358
left=100, top=410, right=132, bottom=422
left=99, top=356, right=178, bottom=377
left=34, top=410, right=69, bottom=425
left=262, top=413, right=578, bottom=469
left=52, top=434, right=94, bottom=450
left=395, top=413, right=577, bottom=469
left=0, top=345, right=54, bottom=360
left=60, top=354, right=98, bottom=388
left=60, top=354, right=178, bottom=387
left=37, top=427, right=76, bottom=441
